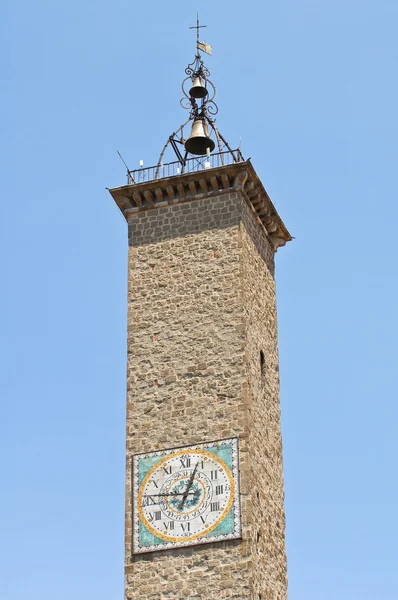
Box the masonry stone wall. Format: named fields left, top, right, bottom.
left=124, top=189, right=287, bottom=600
left=241, top=200, right=287, bottom=599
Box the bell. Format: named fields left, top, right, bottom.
left=189, top=76, right=208, bottom=99
left=185, top=119, right=215, bottom=156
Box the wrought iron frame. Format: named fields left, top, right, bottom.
left=155, top=30, right=243, bottom=179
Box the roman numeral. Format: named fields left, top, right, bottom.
left=164, top=521, right=174, bottom=531
left=211, top=470, right=218, bottom=480
left=163, top=465, right=172, bottom=475
left=142, top=495, right=157, bottom=507
left=215, top=485, right=224, bottom=495
left=211, top=502, right=220, bottom=512
left=180, top=456, right=191, bottom=468
left=200, top=515, right=208, bottom=524
left=150, top=479, right=159, bottom=489
left=154, top=511, right=161, bottom=521
left=180, top=522, right=190, bottom=532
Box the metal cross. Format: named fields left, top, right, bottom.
left=189, top=13, right=206, bottom=44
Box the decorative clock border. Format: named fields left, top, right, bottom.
left=132, top=437, right=242, bottom=554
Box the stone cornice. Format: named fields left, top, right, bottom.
left=109, top=161, right=292, bottom=251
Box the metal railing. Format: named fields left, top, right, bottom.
left=126, top=149, right=244, bottom=185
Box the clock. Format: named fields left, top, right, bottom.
left=132, top=437, right=241, bottom=553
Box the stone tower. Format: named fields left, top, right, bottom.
left=109, top=25, right=291, bottom=600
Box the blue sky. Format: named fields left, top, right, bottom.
left=2, top=1, right=398, bottom=598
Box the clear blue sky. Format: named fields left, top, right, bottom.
left=2, top=1, right=397, bottom=598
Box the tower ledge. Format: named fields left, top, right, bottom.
left=109, top=160, right=292, bottom=251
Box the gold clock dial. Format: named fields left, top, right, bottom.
left=133, top=438, right=241, bottom=553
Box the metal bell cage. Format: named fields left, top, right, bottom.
left=125, top=50, right=244, bottom=186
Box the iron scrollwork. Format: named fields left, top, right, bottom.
left=155, top=38, right=242, bottom=173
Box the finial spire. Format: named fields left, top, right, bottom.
left=189, top=14, right=212, bottom=56
left=190, top=13, right=206, bottom=47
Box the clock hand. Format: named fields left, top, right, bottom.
left=142, top=492, right=196, bottom=497
left=141, top=491, right=195, bottom=507
left=178, top=462, right=199, bottom=510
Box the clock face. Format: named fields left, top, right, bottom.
left=132, top=438, right=241, bottom=553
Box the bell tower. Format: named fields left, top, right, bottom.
left=109, top=19, right=291, bottom=600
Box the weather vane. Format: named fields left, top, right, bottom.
left=154, top=15, right=242, bottom=177
left=190, top=13, right=212, bottom=56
